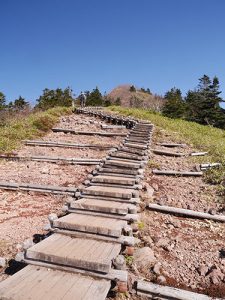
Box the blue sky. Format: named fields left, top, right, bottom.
left=1, top=0, right=225, bottom=106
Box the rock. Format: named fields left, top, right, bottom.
left=22, top=239, right=34, bottom=250
left=208, top=208, right=216, bottom=215
left=0, top=257, right=7, bottom=268
left=155, top=237, right=170, bottom=248
left=157, top=275, right=167, bottom=284
left=209, top=268, right=224, bottom=284
left=153, top=262, right=162, bottom=275
left=146, top=185, right=154, bottom=198
left=152, top=183, right=159, bottom=191
left=41, top=167, right=49, bottom=174
left=197, top=265, right=208, bottom=276
left=142, top=236, right=154, bottom=246
left=134, top=247, right=156, bottom=268
left=113, top=255, right=126, bottom=270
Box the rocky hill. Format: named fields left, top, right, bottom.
left=107, top=85, right=164, bottom=112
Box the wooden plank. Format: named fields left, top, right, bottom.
left=70, top=198, right=136, bottom=215
left=23, top=140, right=114, bottom=149
left=26, top=233, right=121, bottom=273
left=136, top=280, right=218, bottom=300
left=0, top=265, right=110, bottom=300
left=82, top=185, right=135, bottom=199
left=104, top=159, right=141, bottom=169
left=53, top=213, right=127, bottom=237
left=91, top=175, right=136, bottom=185
left=0, top=181, right=77, bottom=195
left=151, top=149, right=185, bottom=157
left=52, top=128, right=127, bottom=137
left=148, top=203, right=225, bottom=222
left=152, top=170, right=203, bottom=176
left=156, top=142, right=186, bottom=148
left=0, top=155, right=101, bottom=165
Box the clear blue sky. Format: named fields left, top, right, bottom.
left=1, top=0, right=225, bottom=106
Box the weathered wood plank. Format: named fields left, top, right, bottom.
left=52, top=128, right=127, bottom=137
left=148, top=203, right=225, bottom=222
left=152, top=170, right=203, bottom=176
left=0, top=265, right=110, bottom=300
left=53, top=213, right=127, bottom=237
left=136, top=280, right=219, bottom=300
left=26, top=233, right=121, bottom=273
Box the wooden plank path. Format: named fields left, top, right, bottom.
left=0, top=107, right=153, bottom=299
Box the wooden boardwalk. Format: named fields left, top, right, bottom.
left=0, top=108, right=153, bottom=299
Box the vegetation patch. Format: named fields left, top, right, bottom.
left=0, top=107, right=72, bottom=153
left=108, top=106, right=225, bottom=195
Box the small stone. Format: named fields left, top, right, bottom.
left=153, top=262, right=162, bottom=275
left=197, top=265, right=208, bottom=276
left=208, top=208, right=216, bottom=215
left=157, top=275, right=166, bottom=284
left=0, top=257, right=7, bottom=268
left=113, top=255, right=126, bottom=270
left=152, top=183, right=159, bottom=191
left=41, top=167, right=49, bottom=174
left=156, top=237, right=170, bottom=248
left=22, top=239, right=34, bottom=250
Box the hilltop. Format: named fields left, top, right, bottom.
left=107, top=85, right=164, bottom=111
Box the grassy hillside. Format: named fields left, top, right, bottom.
left=107, top=85, right=164, bottom=111
left=0, top=107, right=72, bottom=153
left=109, top=106, right=225, bottom=194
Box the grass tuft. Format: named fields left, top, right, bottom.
left=0, top=107, right=72, bottom=153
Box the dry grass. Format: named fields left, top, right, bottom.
left=0, top=107, right=72, bottom=153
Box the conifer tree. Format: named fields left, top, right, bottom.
left=162, top=88, right=186, bottom=118
left=86, top=87, right=103, bottom=106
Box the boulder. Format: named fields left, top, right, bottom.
left=134, top=247, right=156, bottom=268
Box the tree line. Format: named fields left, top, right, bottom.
left=162, top=75, right=225, bottom=129
left=0, top=86, right=108, bottom=112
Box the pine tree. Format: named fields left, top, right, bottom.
left=13, top=96, right=30, bottom=110
left=162, top=88, right=186, bottom=118
left=0, top=92, right=6, bottom=110
left=86, top=87, right=103, bottom=106
left=35, top=87, right=73, bottom=110
left=186, top=75, right=225, bottom=128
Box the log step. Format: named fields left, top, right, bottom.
left=151, top=149, right=185, bottom=157
left=123, top=142, right=148, bottom=150
left=148, top=203, right=225, bottom=222
left=52, top=128, right=127, bottom=137
left=98, top=167, right=140, bottom=176
left=110, top=151, right=144, bottom=161
left=53, top=213, right=127, bottom=237
left=91, top=175, right=136, bottom=185
left=156, top=142, right=186, bottom=148
left=152, top=170, right=203, bottom=176
left=23, top=140, right=114, bottom=149
left=81, top=185, right=137, bottom=199
left=0, top=155, right=101, bottom=165
left=104, top=159, right=141, bottom=169
left=101, top=124, right=126, bottom=129
left=0, top=265, right=110, bottom=300
left=70, top=198, right=137, bottom=215
left=118, top=146, right=147, bottom=156
left=0, top=181, right=77, bottom=195
left=26, top=233, right=121, bottom=274
left=136, top=280, right=213, bottom=300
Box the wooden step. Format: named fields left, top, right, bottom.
left=53, top=213, right=127, bottom=237
left=110, top=151, right=144, bottom=161
left=91, top=175, right=136, bottom=186
left=52, top=128, right=127, bottom=137
left=123, top=142, right=148, bottom=150
left=98, top=167, right=140, bottom=176
left=82, top=185, right=136, bottom=199
left=70, top=198, right=137, bottom=215
left=26, top=233, right=121, bottom=273
left=23, top=140, right=114, bottom=149
left=0, top=265, right=110, bottom=300
left=104, top=159, right=141, bottom=169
